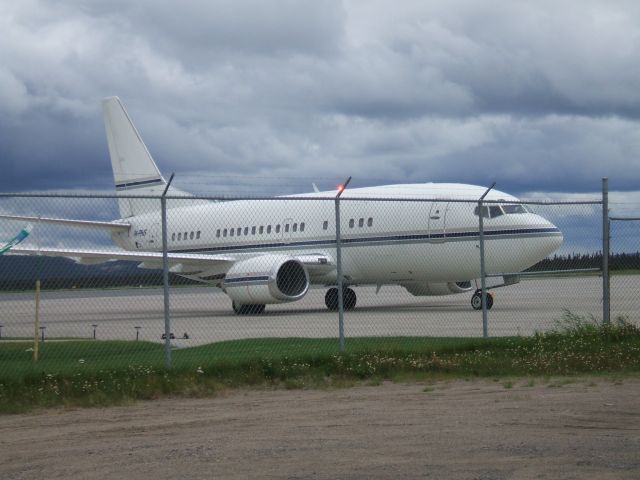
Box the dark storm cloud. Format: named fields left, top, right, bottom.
left=1, top=0, right=640, bottom=200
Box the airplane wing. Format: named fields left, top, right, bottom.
left=8, top=246, right=335, bottom=278
left=10, top=245, right=235, bottom=267
left=0, top=214, right=130, bottom=232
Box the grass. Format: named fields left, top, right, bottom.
left=1, top=312, right=639, bottom=414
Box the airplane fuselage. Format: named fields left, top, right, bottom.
left=112, top=183, right=563, bottom=290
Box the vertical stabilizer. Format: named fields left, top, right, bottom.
left=102, top=97, right=166, bottom=218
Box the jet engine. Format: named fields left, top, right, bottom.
left=222, top=255, right=309, bottom=304
left=402, top=281, right=473, bottom=296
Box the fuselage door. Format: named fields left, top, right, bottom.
left=428, top=203, right=447, bottom=241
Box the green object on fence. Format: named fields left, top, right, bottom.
left=0, top=224, right=32, bottom=255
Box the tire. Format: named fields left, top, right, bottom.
left=344, top=288, right=357, bottom=310
left=325, top=288, right=339, bottom=310
left=325, top=287, right=356, bottom=310
left=471, top=291, right=493, bottom=310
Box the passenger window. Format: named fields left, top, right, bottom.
left=285, top=224, right=290, bottom=233
left=216, top=229, right=220, bottom=238
left=196, top=231, right=201, bottom=239
left=190, top=232, right=194, bottom=240
left=276, top=225, right=281, bottom=234
left=236, top=227, right=241, bottom=236
left=172, top=233, right=175, bottom=241
left=244, top=227, right=249, bottom=235
left=323, top=220, right=329, bottom=230
left=230, top=229, right=235, bottom=237
left=349, top=219, right=354, bottom=228
left=300, top=222, right=305, bottom=232
left=293, top=223, right=297, bottom=232
left=251, top=226, right=256, bottom=235
left=358, top=218, right=364, bottom=227
left=178, top=233, right=182, bottom=241
left=223, top=228, right=227, bottom=237
left=259, top=226, right=264, bottom=234
left=267, top=225, right=272, bottom=234
left=367, top=218, right=373, bottom=227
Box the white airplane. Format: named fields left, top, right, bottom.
left=3, top=97, right=563, bottom=314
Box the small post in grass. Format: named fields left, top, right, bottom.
left=135, top=326, right=141, bottom=341
left=39, top=325, right=46, bottom=343
left=0, top=324, right=3, bottom=340
left=33, top=279, right=41, bottom=362
left=92, top=324, right=98, bottom=340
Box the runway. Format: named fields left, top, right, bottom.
left=1, top=275, right=638, bottom=346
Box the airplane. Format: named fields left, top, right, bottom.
left=2, top=97, right=563, bottom=314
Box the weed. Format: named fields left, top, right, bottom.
left=1, top=319, right=640, bottom=414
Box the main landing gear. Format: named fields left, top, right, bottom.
left=325, top=287, right=357, bottom=311
left=232, top=302, right=266, bottom=315
left=470, top=289, right=493, bottom=310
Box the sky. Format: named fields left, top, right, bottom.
left=1, top=0, right=640, bottom=205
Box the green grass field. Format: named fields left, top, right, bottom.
left=1, top=313, right=640, bottom=414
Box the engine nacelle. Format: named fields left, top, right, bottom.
left=402, top=281, right=473, bottom=297
left=222, top=255, right=309, bottom=304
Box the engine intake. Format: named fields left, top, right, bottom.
left=223, top=255, right=309, bottom=304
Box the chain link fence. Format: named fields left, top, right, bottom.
left=610, top=216, right=640, bottom=322
left=0, top=185, right=633, bottom=367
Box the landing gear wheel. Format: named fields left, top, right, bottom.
left=232, top=302, right=266, bottom=315
left=325, top=287, right=357, bottom=311
left=325, top=288, right=338, bottom=311
left=471, top=290, right=493, bottom=310
left=344, top=288, right=357, bottom=310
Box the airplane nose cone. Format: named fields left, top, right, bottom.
left=541, top=220, right=563, bottom=257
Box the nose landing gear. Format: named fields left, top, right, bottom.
left=471, top=289, right=493, bottom=310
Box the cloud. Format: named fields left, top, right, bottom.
left=0, top=0, right=639, bottom=198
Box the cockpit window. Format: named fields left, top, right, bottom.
left=489, top=206, right=503, bottom=218
left=503, top=204, right=527, bottom=214
left=473, top=206, right=489, bottom=218
left=475, top=203, right=532, bottom=218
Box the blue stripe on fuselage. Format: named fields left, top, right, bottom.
left=166, top=227, right=562, bottom=255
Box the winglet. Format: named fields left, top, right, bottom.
left=0, top=224, right=32, bottom=255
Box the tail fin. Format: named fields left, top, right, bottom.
left=102, top=97, right=167, bottom=218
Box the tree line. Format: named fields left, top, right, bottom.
left=526, top=252, right=640, bottom=272
left=1, top=251, right=639, bottom=292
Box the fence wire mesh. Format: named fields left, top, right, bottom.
left=0, top=190, right=633, bottom=368
left=610, top=217, right=640, bottom=323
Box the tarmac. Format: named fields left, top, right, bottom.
left=1, top=275, right=638, bottom=346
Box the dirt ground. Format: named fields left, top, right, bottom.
left=1, top=379, right=640, bottom=480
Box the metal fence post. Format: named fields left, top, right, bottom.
left=161, top=174, right=174, bottom=368
left=335, top=176, right=351, bottom=353
left=478, top=182, right=495, bottom=338
left=602, top=177, right=610, bottom=324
